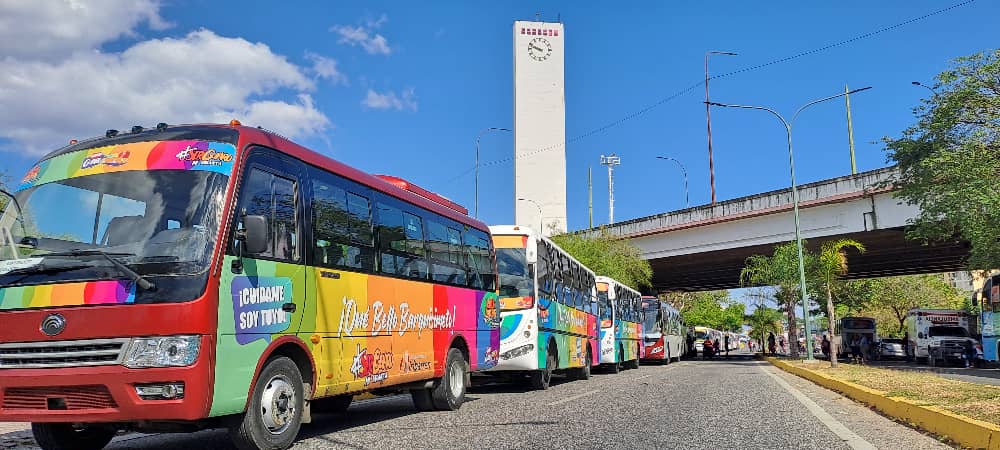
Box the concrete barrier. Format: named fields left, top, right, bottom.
left=768, top=357, right=1000, bottom=450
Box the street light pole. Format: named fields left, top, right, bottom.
left=708, top=85, right=873, bottom=360
left=517, top=198, right=543, bottom=234
left=911, top=81, right=937, bottom=95
left=474, top=127, right=511, bottom=218
left=705, top=50, right=737, bottom=205
left=655, top=156, right=689, bottom=208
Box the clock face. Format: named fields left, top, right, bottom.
left=527, top=37, right=552, bottom=61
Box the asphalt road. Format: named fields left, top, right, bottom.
left=0, top=354, right=952, bottom=449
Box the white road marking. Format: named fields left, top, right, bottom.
left=547, top=389, right=599, bottom=406
left=761, top=365, right=876, bottom=450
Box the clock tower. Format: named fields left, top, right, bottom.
left=513, top=20, right=566, bottom=236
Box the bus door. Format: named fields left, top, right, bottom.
left=213, top=148, right=310, bottom=415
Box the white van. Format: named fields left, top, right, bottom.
left=904, top=309, right=977, bottom=364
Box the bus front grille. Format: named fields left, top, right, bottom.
left=2, top=385, right=118, bottom=410
left=0, top=339, right=129, bottom=369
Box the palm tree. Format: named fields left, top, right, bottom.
left=741, top=241, right=810, bottom=358
left=814, top=239, right=865, bottom=368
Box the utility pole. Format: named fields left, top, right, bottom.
left=845, top=84, right=857, bottom=174
left=600, top=154, right=620, bottom=224
left=588, top=167, right=593, bottom=228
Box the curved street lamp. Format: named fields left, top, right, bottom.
left=911, top=81, right=937, bottom=95
left=708, top=85, right=873, bottom=360
left=655, top=156, right=689, bottom=208
left=517, top=197, right=543, bottom=234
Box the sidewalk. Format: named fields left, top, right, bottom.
left=0, top=423, right=28, bottom=435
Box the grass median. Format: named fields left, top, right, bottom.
left=786, top=360, right=1000, bottom=426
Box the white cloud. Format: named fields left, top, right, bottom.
left=0, top=29, right=331, bottom=154
left=362, top=88, right=417, bottom=111
left=305, top=52, right=347, bottom=85
left=331, top=14, right=392, bottom=55
left=0, top=0, right=171, bottom=60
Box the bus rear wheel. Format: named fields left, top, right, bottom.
left=431, top=348, right=468, bottom=411
left=530, top=345, right=556, bottom=390
left=31, top=423, right=116, bottom=450
left=228, top=356, right=304, bottom=450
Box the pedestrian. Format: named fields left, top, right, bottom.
left=724, top=335, right=730, bottom=356
left=821, top=335, right=830, bottom=357
left=703, top=338, right=715, bottom=359
left=964, top=340, right=977, bottom=368
left=779, top=337, right=786, bottom=354
left=714, top=338, right=722, bottom=357
left=768, top=332, right=776, bottom=355
left=687, top=334, right=695, bottom=357
left=850, top=335, right=861, bottom=364
left=860, top=334, right=871, bottom=364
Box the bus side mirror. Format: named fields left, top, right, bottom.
left=240, top=215, right=269, bottom=255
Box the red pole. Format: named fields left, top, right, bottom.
left=705, top=52, right=716, bottom=205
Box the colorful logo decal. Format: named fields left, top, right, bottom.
left=20, top=165, right=40, bottom=185
left=175, top=145, right=234, bottom=167
left=81, top=151, right=131, bottom=169
left=481, top=295, right=499, bottom=328
left=231, top=276, right=293, bottom=345
left=337, top=297, right=457, bottom=337
left=399, top=351, right=433, bottom=374
left=350, top=344, right=392, bottom=385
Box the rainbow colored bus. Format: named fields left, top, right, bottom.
left=595, top=276, right=644, bottom=372
left=640, top=296, right=685, bottom=363
left=489, top=225, right=598, bottom=389
left=0, top=123, right=500, bottom=450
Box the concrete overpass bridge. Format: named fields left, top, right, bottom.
left=586, top=167, right=969, bottom=292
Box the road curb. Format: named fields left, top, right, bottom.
left=767, top=357, right=1000, bottom=449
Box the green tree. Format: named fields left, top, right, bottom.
left=741, top=241, right=811, bottom=358
left=842, top=275, right=966, bottom=337
left=746, top=303, right=783, bottom=355
left=666, top=290, right=732, bottom=329
left=721, top=302, right=746, bottom=332
left=886, top=49, right=1000, bottom=270
left=550, top=231, right=652, bottom=290
left=812, top=239, right=864, bottom=367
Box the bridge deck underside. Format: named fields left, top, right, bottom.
left=650, top=228, right=970, bottom=292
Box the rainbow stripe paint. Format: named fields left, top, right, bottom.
left=18, top=139, right=236, bottom=192
left=0, top=280, right=136, bottom=309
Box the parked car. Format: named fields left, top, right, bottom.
left=878, top=338, right=906, bottom=359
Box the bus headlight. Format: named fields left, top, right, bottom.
left=123, top=335, right=201, bottom=368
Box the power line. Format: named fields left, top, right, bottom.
left=447, top=0, right=975, bottom=184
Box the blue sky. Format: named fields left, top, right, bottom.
left=1, top=1, right=996, bottom=234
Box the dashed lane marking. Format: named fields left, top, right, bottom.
left=547, top=389, right=599, bottom=406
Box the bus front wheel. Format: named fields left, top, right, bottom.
left=530, top=345, right=556, bottom=390
left=31, top=423, right=116, bottom=450
left=229, top=356, right=304, bottom=450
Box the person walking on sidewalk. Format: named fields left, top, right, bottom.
left=768, top=332, right=776, bottom=355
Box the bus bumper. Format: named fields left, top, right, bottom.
left=643, top=338, right=666, bottom=360
left=0, top=356, right=213, bottom=423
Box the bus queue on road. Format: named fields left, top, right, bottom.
left=0, top=122, right=713, bottom=450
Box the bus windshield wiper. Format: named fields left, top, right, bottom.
left=42, top=249, right=156, bottom=291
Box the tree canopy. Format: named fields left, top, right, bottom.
left=662, top=290, right=744, bottom=332
left=550, top=231, right=652, bottom=291
left=886, top=49, right=1000, bottom=269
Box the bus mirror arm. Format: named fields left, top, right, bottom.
left=232, top=215, right=268, bottom=274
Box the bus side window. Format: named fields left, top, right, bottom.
left=463, top=228, right=495, bottom=291
left=237, top=168, right=299, bottom=262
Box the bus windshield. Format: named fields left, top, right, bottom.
left=0, top=170, right=228, bottom=295
left=642, top=308, right=660, bottom=333
left=929, top=326, right=970, bottom=337
left=496, top=247, right=533, bottom=299
left=693, top=330, right=710, bottom=340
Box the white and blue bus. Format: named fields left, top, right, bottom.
left=595, top=276, right=644, bottom=372
left=489, top=225, right=600, bottom=390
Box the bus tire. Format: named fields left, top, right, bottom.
left=311, top=394, right=353, bottom=414
left=431, top=348, right=468, bottom=411
left=31, top=423, right=116, bottom=450
left=229, top=356, right=304, bottom=450
left=574, top=347, right=592, bottom=380
left=630, top=345, right=641, bottom=369
left=530, top=344, right=556, bottom=390
left=410, top=388, right=434, bottom=411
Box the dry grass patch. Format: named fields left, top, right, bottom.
left=787, top=361, right=1000, bottom=425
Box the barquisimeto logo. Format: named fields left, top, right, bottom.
left=81, top=151, right=131, bottom=169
